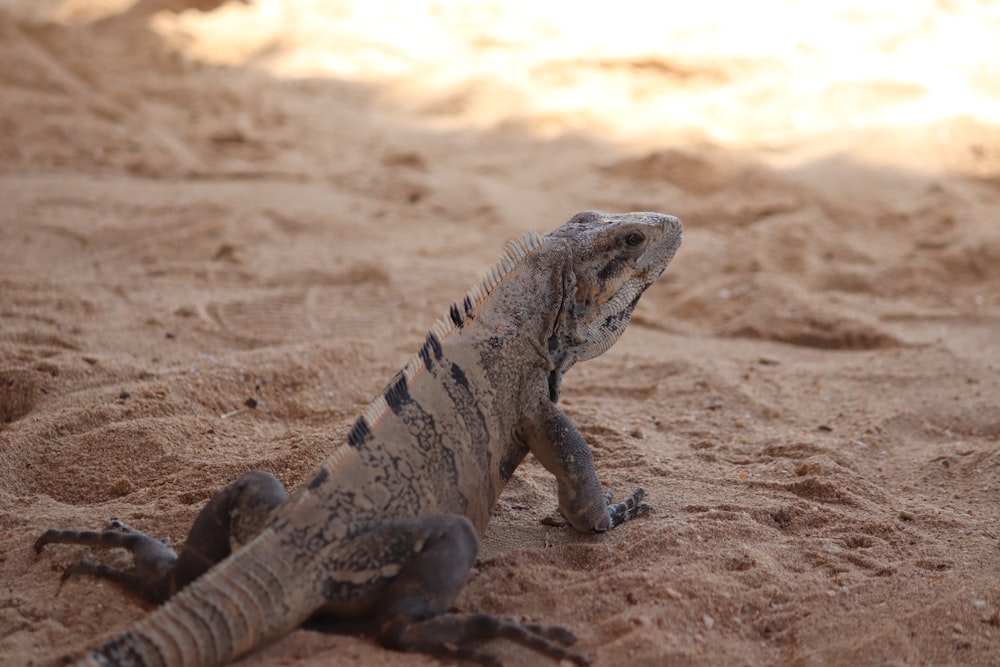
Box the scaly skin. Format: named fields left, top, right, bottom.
left=36, top=210, right=682, bottom=667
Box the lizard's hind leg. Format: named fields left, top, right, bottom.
left=392, top=613, right=587, bottom=667
left=168, top=469, right=288, bottom=593
left=368, top=514, right=589, bottom=666
left=35, top=470, right=287, bottom=603
left=35, top=519, right=178, bottom=603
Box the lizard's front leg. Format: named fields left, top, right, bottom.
left=521, top=401, right=651, bottom=532
left=35, top=469, right=288, bottom=603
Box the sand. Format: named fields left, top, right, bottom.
left=1, top=1, right=999, bottom=665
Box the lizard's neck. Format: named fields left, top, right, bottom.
left=465, top=237, right=575, bottom=372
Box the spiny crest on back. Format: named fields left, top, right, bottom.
left=345, top=230, right=546, bottom=449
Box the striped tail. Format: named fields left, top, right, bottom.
left=73, top=529, right=311, bottom=667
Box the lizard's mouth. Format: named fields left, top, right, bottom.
left=637, top=214, right=683, bottom=272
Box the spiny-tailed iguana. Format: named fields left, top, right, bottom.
left=35, top=210, right=682, bottom=667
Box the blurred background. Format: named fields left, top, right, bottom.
left=9, top=1, right=1000, bottom=158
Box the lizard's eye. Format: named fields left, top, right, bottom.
left=624, top=232, right=645, bottom=247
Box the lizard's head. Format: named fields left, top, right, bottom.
left=544, top=210, right=682, bottom=398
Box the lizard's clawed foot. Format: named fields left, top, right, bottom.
left=607, top=487, right=652, bottom=529
left=388, top=612, right=589, bottom=666
left=541, top=487, right=653, bottom=530
left=34, top=521, right=178, bottom=602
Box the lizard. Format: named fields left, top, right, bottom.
left=35, top=210, right=683, bottom=667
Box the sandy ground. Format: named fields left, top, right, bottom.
left=2, top=1, right=1000, bottom=665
